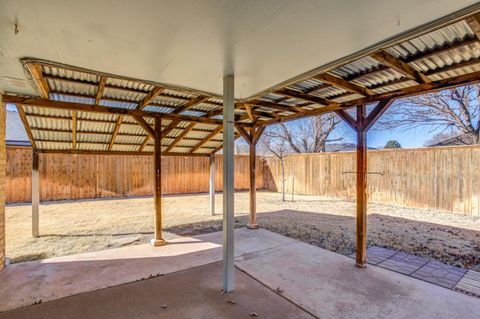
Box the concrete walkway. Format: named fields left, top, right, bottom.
left=1, top=229, right=479, bottom=318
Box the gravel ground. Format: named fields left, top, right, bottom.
left=5, top=192, right=480, bottom=271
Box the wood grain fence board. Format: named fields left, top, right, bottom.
left=5, top=147, right=265, bottom=203
left=264, top=145, right=480, bottom=216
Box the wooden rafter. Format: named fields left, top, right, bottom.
left=16, top=104, right=37, bottom=148
left=190, top=126, right=222, bottom=153
left=247, top=99, right=302, bottom=113
left=335, top=110, right=357, bottom=131
left=370, top=51, right=431, bottom=84
left=139, top=136, right=151, bottom=152
left=235, top=125, right=252, bottom=144
left=466, top=14, right=480, bottom=40
left=314, top=73, right=374, bottom=96
left=26, top=64, right=49, bottom=99
left=108, top=115, right=124, bottom=151
left=137, top=86, right=165, bottom=110
left=132, top=115, right=155, bottom=138
left=72, top=111, right=77, bottom=150
left=165, top=123, right=196, bottom=152
left=160, top=120, right=181, bottom=139
left=95, top=76, right=107, bottom=104
left=4, top=96, right=223, bottom=125
left=174, top=95, right=210, bottom=114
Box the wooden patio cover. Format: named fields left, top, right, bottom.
left=3, top=13, right=480, bottom=157
left=3, top=10, right=480, bottom=278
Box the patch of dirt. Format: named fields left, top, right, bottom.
left=5, top=192, right=480, bottom=271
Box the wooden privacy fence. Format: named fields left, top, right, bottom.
left=6, top=147, right=265, bottom=203
left=264, top=145, right=480, bottom=216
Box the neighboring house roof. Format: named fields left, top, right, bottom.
left=325, top=143, right=377, bottom=152
left=6, top=108, right=30, bottom=146
left=426, top=133, right=476, bottom=147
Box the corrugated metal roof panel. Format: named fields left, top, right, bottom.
left=106, top=78, right=153, bottom=92
left=27, top=116, right=71, bottom=130
left=143, top=105, right=174, bottom=114
left=103, top=87, right=145, bottom=102
left=32, top=130, right=71, bottom=142
left=110, top=144, right=138, bottom=152
left=203, top=140, right=222, bottom=148
left=77, top=133, right=110, bottom=143
left=162, top=138, right=175, bottom=146
left=287, top=78, right=325, bottom=92
left=176, top=139, right=199, bottom=148
left=186, top=130, right=211, bottom=140
left=330, top=56, right=381, bottom=79
left=100, top=99, right=137, bottom=109
left=310, top=85, right=347, bottom=99
left=166, top=128, right=183, bottom=138
left=77, top=120, right=114, bottom=133
left=372, top=79, right=418, bottom=94
left=193, top=148, right=213, bottom=154
left=169, top=147, right=193, bottom=154
left=162, top=89, right=196, bottom=100
left=429, top=62, right=480, bottom=81
left=153, top=95, right=190, bottom=107
left=180, top=110, right=205, bottom=117
left=78, top=143, right=108, bottom=151
left=24, top=105, right=72, bottom=117
left=77, top=112, right=118, bottom=122
left=115, top=135, right=145, bottom=145
left=47, top=78, right=97, bottom=96
left=50, top=93, right=95, bottom=105
left=143, top=145, right=154, bottom=152
left=42, top=65, right=98, bottom=83
left=194, top=123, right=219, bottom=131
left=353, top=69, right=405, bottom=88
left=118, top=123, right=146, bottom=135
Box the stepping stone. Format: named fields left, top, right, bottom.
left=365, top=246, right=397, bottom=265
left=378, top=252, right=429, bottom=275
left=411, top=260, right=467, bottom=289
left=455, top=270, right=480, bottom=297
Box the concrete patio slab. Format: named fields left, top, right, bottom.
left=0, top=262, right=315, bottom=319
left=236, top=238, right=480, bottom=319
left=0, top=228, right=289, bottom=312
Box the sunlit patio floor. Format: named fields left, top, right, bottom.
left=0, top=229, right=479, bottom=319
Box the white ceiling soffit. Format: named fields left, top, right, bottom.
left=0, top=0, right=479, bottom=98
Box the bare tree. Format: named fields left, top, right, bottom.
left=271, top=113, right=342, bottom=153
left=377, top=85, right=480, bottom=144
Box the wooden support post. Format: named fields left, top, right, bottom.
left=223, top=74, right=235, bottom=292
left=356, top=105, right=367, bottom=267
left=247, top=141, right=258, bottom=229
left=32, top=150, right=40, bottom=238
left=151, top=117, right=166, bottom=246
left=209, top=155, right=215, bottom=216
left=246, top=126, right=264, bottom=229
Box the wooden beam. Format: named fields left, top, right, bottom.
left=72, top=111, right=77, bottom=150
left=3, top=96, right=223, bottom=125
left=138, top=136, right=151, bottom=152
left=356, top=105, right=367, bottom=267
left=235, top=124, right=252, bottom=144
left=165, top=122, right=196, bottom=152
left=252, top=126, right=265, bottom=145
left=314, top=73, right=374, bottom=96
left=371, top=51, right=431, bottom=84
left=37, top=149, right=210, bottom=157
left=137, top=87, right=165, bottom=110
left=466, top=14, right=480, bottom=40
left=173, top=95, right=209, bottom=114
left=16, top=105, right=37, bottom=148
left=95, top=76, right=107, bottom=104
left=335, top=110, right=357, bottom=131
left=132, top=115, right=155, bottom=138
left=160, top=120, right=181, bottom=139
left=364, top=98, right=394, bottom=131
left=108, top=115, right=124, bottom=151
left=26, top=64, right=49, bottom=99
left=32, top=150, right=40, bottom=238
left=190, top=125, right=222, bottom=153
left=244, top=103, right=254, bottom=121
left=152, top=117, right=166, bottom=246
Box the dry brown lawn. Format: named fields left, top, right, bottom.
left=5, top=192, right=480, bottom=271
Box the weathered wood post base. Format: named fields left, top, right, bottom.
left=32, top=150, right=40, bottom=238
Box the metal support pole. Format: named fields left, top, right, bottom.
left=151, top=117, right=166, bottom=246
left=356, top=105, right=367, bottom=267
left=209, top=155, right=215, bottom=216
left=223, top=74, right=235, bottom=292
left=32, top=150, right=39, bottom=237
